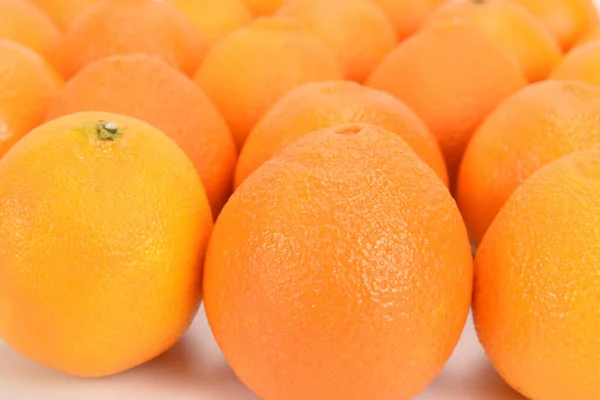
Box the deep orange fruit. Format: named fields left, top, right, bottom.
left=242, top=0, right=285, bottom=16
left=425, top=0, right=562, bottom=82
left=551, top=40, right=600, bottom=88
left=0, top=112, right=213, bottom=378
left=367, top=18, right=527, bottom=185
left=369, top=0, right=433, bottom=41
left=276, top=0, right=396, bottom=83
left=45, top=54, right=236, bottom=216
left=55, top=0, right=206, bottom=79
left=30, top=0, right=98, bottom=30
left=513, top=0, right=599, bottom=49
left=0, top=0, right=62, bottom=60
left=474, top=148, right=600, bottom=400
left=205, top=123, right=473, bottom=400
left=457, top=80, right=600, bottom=245
left=194, top=17, right=342, bottom=149
left=578, top=25, right=600, bottom=45
left=0, top=40, right=63, bottom=160
left=170, top=0, right=253, bottom=48
left=236, top=80, right=447, bottom=187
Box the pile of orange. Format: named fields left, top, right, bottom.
left=1, top=0, right=600, bottom=399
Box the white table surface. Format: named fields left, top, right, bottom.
left=0, top=308, right=525, bottom=400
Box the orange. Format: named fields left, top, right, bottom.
left=29, top=0, right=98, bottom=31
left=242, top=0, right=285, bottom=16
left=0, top=40, right=63, bottom=160
left=236, top=80, right=448, bottom=187
left=578, top=25, right=600, bottom=45
left=55, top=0, right=206, bottom=79
left=512, top=0, right=599, bottom=50
left=45, top=54, right=236, bottom=216
left=194, top=17, right=342, bottom=149
left=0, top=112, right=213, bottom=378
left=170, top=0, right=253, bottom=48
left=457, top=80, right=600, bottom=245
left=425, top=0, right=562, bottom=82
left=204, top=123, right=473, bottom=400
left=277, top=0, right=396, bottom=83
left=367, top=18, right=527, bottom=185
left=0, top=0, right=62, bottom=60
left=473, top=148, right=600, bottom=400
left=368, top=0, right=433, bottom=41
left=551, top=40, right=600, bottom=88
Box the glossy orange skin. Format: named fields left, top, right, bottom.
left=551, top=40, right=600, bottom=88
left=170, top=0, right=253, bottom=48
left=30, top=0, right=98, bottom=31
left=457, top=80, right=600, bottom=245
left=45, top=54, right=236, bottom=216
left=0, top=112, right=213, bottom=378
left=242, top=0, right=285, bottom=15
left=0, top=40, right=63, bottom=160
left=55, top=0, right=206, bottom=79
left=368, top=0, right=433, bottom=41
left=474, top=149, right=600, bottom=400
left=277, top=0, right=396, bottom=83
left=236, top=80, right=448, bottom=187
left=204, top=124, right=473, bottom=400
left=367, top=19, right=527, bottom=186
left=0, top=0, right=62, bottom=61
left=425, top=0, right=562, bottom=82
left=194, top=17, right=342, bottom=149
left=513, top=0, right=599, bottom=50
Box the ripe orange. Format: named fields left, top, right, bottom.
left=45, top=54, right=236, bottom=216
left=276, top=0, right=396, bottom=83
left=0, top=0, right=62, bottom=61
left=425, top=0, right=562, bottom=82
left=204, top=123, right=473, bottom=400
left=367, top=19, right=527, bottom=185
left=194, top=17, right=342, bottom=149
left=369, top=0, right=433, bottom=41
left=551, top=40, right=600, bottom=88
left=170, top=0, right=253, bottom=48
left=578, top=25, right=600, bottom=45
left=474, top=148, right=600, bottom=400
left=236, top=80, right=448, bottom=187
left=0, top=112, right=213, bottom=378
left=54, top=0, right=206, bottom=79
left=457, top=80, right=600, bottom=245
left=512, top=0, right=599, bottom=49
left=29, top=0, right=97, bottom=31
left=242, top=0, right=285, bottom=16
left=0, top=40, right=63, bottom=160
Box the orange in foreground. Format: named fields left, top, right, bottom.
left=277, top=0, right=396, bottom=83
left=513, top=0, right=599, bottom=49
left=457, top=80, right=600, bottom=245
left=30, top=0, right=97, bottom=30
left=369, top=0, right=433, bottom=41
left=0, top=112, right=213, bottom=378
left=242, top=0, right=285, bottom=15
left=474, top=148, right=600, bottom=400
left=46, top=54, right=236, bottom=216
left=367, top=19, right=526, bottom=185
left=170, top=0, right=253, bottom=48
left=0, top=0, right=62, bottom=61
left=204, top=124, right=473, bottom=400
left=236, top=80, right=448, bottom=187
left=0, top=40, right=63, bottom=160
left=194, top=17, right=342, bottom=149
left=55, top=0, right=206, bottom=79
left=425, top=0, right=562, bottom=82
left=551, top=40, right=600, bottom=87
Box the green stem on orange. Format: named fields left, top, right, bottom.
left=97, top=120, right=124, bottom=141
